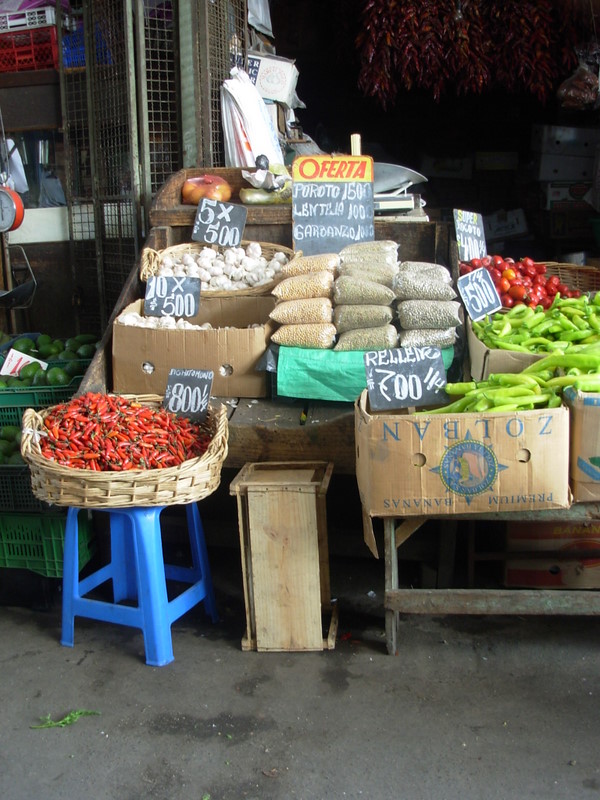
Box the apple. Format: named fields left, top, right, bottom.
left=181, top=174, right=232, bottom=205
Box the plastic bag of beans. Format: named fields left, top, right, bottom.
left=272, top=270, right=334, bottom=301
left=269, top=297, right=333, bottom=325
left=333, top=275, right=396, bottom=305
left=334, top=304, right=393, bottom=333
left=334, top=323, right=398, bottom=351
left=396, top=300, right=461, bottom=330
left=271, top=322, right=337, bottom=349
left=393, top=272, right=456, bottom=301
left=399, top=327, right=457, bottom=348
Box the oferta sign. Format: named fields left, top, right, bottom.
left=291, top=155, right=375, bottom=255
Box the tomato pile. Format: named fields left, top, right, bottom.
left=459, top=254, right=581, bottom=310
left=39, top=392, right=212, bottom=471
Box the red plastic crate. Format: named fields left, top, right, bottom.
left=0, top=25, right=58, bottom=73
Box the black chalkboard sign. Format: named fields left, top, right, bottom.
left=364, top=347, right=449, bottom=411
left=291, top=154, right=375, bottom=256
left=144, top=276, right=201, bottom=318
left=163, top=368, right=214, bottom=422
left=191, top=197, right=248, bottom=247
left=457, top=267, right=502, bottom=322
left=453, top=209, right=487, bottom=262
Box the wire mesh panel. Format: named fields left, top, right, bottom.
left=140, top=0, right=180, bottom=195
left=61, top=0, right=140, bottom=332
left=197, top=0, right=247, bottom=166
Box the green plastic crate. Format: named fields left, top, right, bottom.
left=0, top=375, right=84, bottom=426
left=0, top=510, right=95, bottom=577
left=0, top=464, right=47, bottom=512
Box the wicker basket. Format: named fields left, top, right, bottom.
left=139, top=240, right=298, bottom=297
left=541, top=262, right=600, bottom=293
left=20, top=396, right=228, bottom=509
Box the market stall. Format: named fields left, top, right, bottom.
left=6, top=159, right=600, bottom=658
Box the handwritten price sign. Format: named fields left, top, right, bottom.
left=144, top=276, right=201, bottom=318
left=457, top=267, right=502, bottom=322
left=191, top=197, right=247, bottom=247
left=364, top=347, right=449, bottom=411
left=163, top=368, right=213, bottom=422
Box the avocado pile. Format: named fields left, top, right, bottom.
left=0, top=332, right=99, bottom=389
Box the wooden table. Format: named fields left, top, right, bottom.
left=383, top=507, right=600, bottom=656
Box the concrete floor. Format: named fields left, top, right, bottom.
left=1, top=475, right=600, bottom=800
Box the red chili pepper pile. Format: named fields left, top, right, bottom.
left=39, top=392, right=212, bottom=471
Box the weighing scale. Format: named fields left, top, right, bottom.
left=373, top=162, right=428, bottom=215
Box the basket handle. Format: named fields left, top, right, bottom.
left=139, top=247, right=160, bottom=282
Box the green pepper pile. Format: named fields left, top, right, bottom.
left=417, top=345, right=600, bottom=414
left=472, top=293, right=600, bottom=354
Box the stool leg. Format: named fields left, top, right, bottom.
left=61, top=507, right=81, bottom=648
left=109, top=512, right=138, bottom=603
left=186, top=503, right=218, bottom=623
left=131, top=507, right=174, bottom=667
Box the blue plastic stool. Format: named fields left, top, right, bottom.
left=61, top=503, right=218, bottom=666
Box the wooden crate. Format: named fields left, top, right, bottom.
left=229, top=461, right=337, bottom=652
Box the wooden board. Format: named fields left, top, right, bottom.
left=246, top=485, right=324, bottom=651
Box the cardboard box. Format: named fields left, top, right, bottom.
left=467, top=318, right=542, bottom=381
left=355, top=390, right=571, bottom=552
left=542, top=181, right=593, bottom=211
left=533, top=153, right=595, bottom=182
left=247, top=52, right=299, bottom=107
left=563, top=386, right=600, bottom=502
left=531, top=124, right=600, bottom=158
left=483, top=208, right=528, bottom=241
left=504, top=521, right=600, bottom=589
left=112, top=296, right=276, bottom=398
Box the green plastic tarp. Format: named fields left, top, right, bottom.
left=275, top=345, right=454, bottom=402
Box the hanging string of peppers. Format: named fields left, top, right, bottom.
left=356, top=0, right=584, bottom=106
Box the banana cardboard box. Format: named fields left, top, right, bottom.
left=563, top=385, right=600, bottom=502
left=354, top=389, right=571, bottom=557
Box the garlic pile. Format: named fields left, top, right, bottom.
left=154, top=241, right=290, bottom=291
left=116, top=311, right=267, bottom=330
left=116, top=311, right=213, bottom=330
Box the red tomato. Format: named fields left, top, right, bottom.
left=528, top=297, right=539, bottom=309
left=459, top=263, right=473, bottom=275
left=535, top=262, right=547, bottom=274
left=546, top=283, right=558, bottom=296
left=540, top=295, right=553, bottom=309
left=547, top=275, right=560, bottom=286
left=481, top=255, right=492, bottom=267
left=509, top=284, right=527, bottom=301
left=492, top=254, right=505, bottom=269
left=523, top=264, right=537, bottom=278
left=470, top=258, right=482, bottom=269
left=489, top=267, right=502, bottom=284
left=501, top=293, right=515, bottom=308
left=502, top=268, right=516, bottom=281
left=522, top=256, right=535, bottom=270
left=498, top=276, right=511, bottom=294
left=571, top=289, right=581, bottom=298
left=557, top=283, right=570, bottom=296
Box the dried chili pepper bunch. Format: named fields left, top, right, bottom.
left=356, top=0, right=583, bottom=105
left=39, top=392, right=212, bottom=471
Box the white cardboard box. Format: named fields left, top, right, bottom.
left=247, top=52, right=299, bottom=107
left=531, top=124, right=600, bottom=158
left=483, top=208, right=529, bottom=241
left=533, top=153, right=595, bottom=182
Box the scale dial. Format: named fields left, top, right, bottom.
left=0, top=186, right=24, bottom=233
